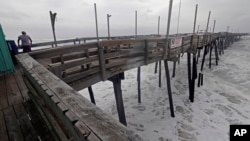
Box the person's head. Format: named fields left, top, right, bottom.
left=21, top=31, right=26, bottom=35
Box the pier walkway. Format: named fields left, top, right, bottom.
left=0, top=66, right=56, bottom=141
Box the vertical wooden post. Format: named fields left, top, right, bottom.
left=205, top=11, right=211, bottom=33
left=209, top=44, right=213, bottom=69
left=49, top=11, right=57, bottom=47
left=198, top=45, right=207, bottom=87
left=94, top=3, right=106, bottom=81
left=197, top=73, right=201, bottom=87
left=187, top=53, right=192, bottom=99
left=196, top=49, right=200, bottom=64
left=190, top=55, right=197, bottom=102
left=137, top=67, right=141, bottom=103
left=155, top=16, right=160, bottom=74
left=135, top=10, right=137, bottom=38
left=201, top=73, right=203, bottom=86
left=215, top=40, right=219, bottom=65
left=135, top=10, right=141, bottom=103
left=177, top=54, right=180, bottom=64
left=159, top=60, right=162, bottom=88
left=165, top=0, right=173, bottom=59
left=172, top=61, right=176, bottom=78
left=212, top=20, right=216, bottom=33
left=154, top=62, right=158, bottom=74
left=164, top=60, right=175, bottom=117
left=189, top=4, right=198, bottom=102
left=200, top=45, right=207, bottom=72
left=88, top=86, right=96, bottom=105
left=158, top=16, right=160, bottom=36
left=218, top=38, right=222, bottom=55
left=176, top=0, right=181, bottom=34
left=107, top=14, right=111, bottom=40
left=109, top=73, right=127, bottom=126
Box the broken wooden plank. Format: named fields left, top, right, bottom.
left=51, top=50, right=98, bottom=63
left=0, top=75, right=8, bottom=110
left=13, top=103, right=38, bottom=141
left=0, top=111, right=9, bottom=141
left=13, top=66, right=30, bottom=101
left=3, top=106, right=24, bottom=141
left=5, top=73, right=23, bottom=106
left=16, top=54, right=140, bottom=141
left=30, top=42, right=97, bottom=59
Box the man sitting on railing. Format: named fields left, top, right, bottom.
left=18, top=31, right=32, bottom=52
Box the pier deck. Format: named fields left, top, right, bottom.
left=0, top=66, right=56, bottom=141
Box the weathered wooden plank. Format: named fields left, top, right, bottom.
left=5, top=74, right=23, bottom=105
left=63, top=67, right=100, bottom=83
left=144, top=40, right=149, bottom=65
left=3, top=106, right=24, bottom=141
left=13, top=66, right=30, bottom=101
left=0, top=111, right=9, bottom=141
left=23, top=78, right=64, bottom=141
left=0, top=75, right=8, bottom=110
left=70, top=74, right=102, bottom=91
left=69, top=57, right=158, bottom=89
left=74, top=121, right=92, bottom=139
left=99, top=39, right=144, bottom=47
left=49, top=56, right=99, bottom=71
left=57, top=102, right=69, bottom=113
left=51, top=50, right=98, bottom=63
left=30, top=42, right=97, bottom=59
left=16, top=54, right=140, bottom=141
left=13, top=103, right=38, bottom=141
left=21, top=64, right=91, bottom=141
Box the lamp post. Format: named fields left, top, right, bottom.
left=107, top=14, right=111, bottom=40
left=49, top=11, right=57, bottom=47
left=212, top=20, right=216, bottom=33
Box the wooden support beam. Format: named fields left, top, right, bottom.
left=201, top=73, right=203, bottom=86
left=154, top=61, right=158, bottom=74
left=187, top=53, right=192, bottom=101
left=108, top=73, right=127, bottom=126
left=137, top=67, right=141, bottom=103
left=196, top=49, right=201, bottom=64
left=200, top=45, right=207, bottom=72
left=30, top=43, right=97, bottom=59
left=215, top=41, right=219, bottom=65
left=144, top=40, right=149, bottom=65
left=0, top=75, right=8, bottom=110
left=159, top=60, right=162, bottom=88
left=190, top=54, right=197, bottom=102
left=197, top=73, right=201, bottom=87
left=172, top=61, right=176, bottom=78
left=177, top=54, right=180, bottom=64
left=163, top=60, right=175, bottom=117
left=209, top=44, right=213, bottom=69
left=0, top=111, right=8, bottom=141
left=97, top=43, right=107, bottom=81
left=88, top=86, right=96, bottom=105
left=3, top=106, right=24, bottom=141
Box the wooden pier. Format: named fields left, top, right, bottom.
left=0, top=66, right=57, bottom=141
left=12, top=32, right=247, bottom=141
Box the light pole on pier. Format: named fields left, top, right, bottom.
left=212, top=20, right=216, bottom=33
left=49, top=11, right=57, bottom=47
left=107, top=14, right=111, bottom=40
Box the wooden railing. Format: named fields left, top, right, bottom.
left=29, top=32, right=247, bottom=90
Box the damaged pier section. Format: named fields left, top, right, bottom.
left=15, top=32, right=247, bottom=141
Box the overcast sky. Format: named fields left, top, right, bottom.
left=0, top=0, right=249, bottom=42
